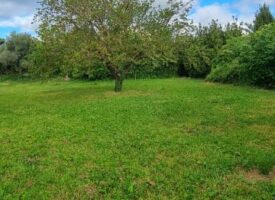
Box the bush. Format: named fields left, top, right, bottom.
left=207, top=36, right=250, bottom=84
left=207, top=22, right=275, bottom=89
left=0, top=32, right=34, bottom=75
left=176, top=20, right=242, bottom=79
left=247, top=23, right=275, bottom=88
left=176, top=36, right=212, bottom=78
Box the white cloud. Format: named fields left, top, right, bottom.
left=0, top=15, right=35, bottom=32
left=190, top=3, right=234, bottom=25
left=190, top=0, right=275, bottom=26
left=0, top=0, right=37, bottom=19
left=0, top=0, right=274, bottom=34
left=0, top=0, right=196, bottom=34
left=0, top=0, right=37, bottom=33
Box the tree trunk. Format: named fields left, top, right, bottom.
left=114, top=72, right=124, bottom=92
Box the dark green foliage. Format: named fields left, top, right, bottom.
left=0, top=32, right=34, bottom=75
left=253, top=4, right=274, bottom=31
left=197, top=20, right=226, bottom=50
left=248, top=23, right=275, bottom=88
left=176, top=36, right=211, bottom=78
left=207, top=37, right=249, bottom=84
left=176, top=20, right=243, bottom=78
left=208, top=22, right=275, bottom=89
left=0, top=51, right=18, bottom=73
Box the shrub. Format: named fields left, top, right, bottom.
left=0, top=33, right=34, bottom=75
left=207, top=22, right=275, bottom=89
left=176, top=36, right=212, bottom=78
left=247, top=23, right=275, bottom=88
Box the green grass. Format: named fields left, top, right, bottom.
left=0, top=78, right=274, bottom=199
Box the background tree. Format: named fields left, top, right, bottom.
left=35, top=0, right=192, bottom=92
left=0, top=33, right=34, bottom=75
left=176, top=19, right=243, bottom=78
left=253, top=4, right=274, bottom=31
left=207, top=22, right=275, bottom=88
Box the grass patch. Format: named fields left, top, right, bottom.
left=0, top=78, right=274, bottom=199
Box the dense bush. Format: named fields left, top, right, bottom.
left=176, top=36, right=211, bottom=78
left=176, top=20, right=243, bottom=78
left=207, top=22, right=275, bottom=88
left=248, top=23, right=275, bottom=88
left=0, top=33, right=34, bottom=75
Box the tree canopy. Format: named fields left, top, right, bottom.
left=35, top=0, right=192, bottom=91
left=208, top=22, right=275, bottom=88
left=253, top=4, right=274, bottom=31
left=0, top=33, right=34, bottom=75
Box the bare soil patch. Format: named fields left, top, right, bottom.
left=240, top=167, right=275, bottom=182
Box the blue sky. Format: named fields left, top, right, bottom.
left=0, top=0, right=275, bottom=38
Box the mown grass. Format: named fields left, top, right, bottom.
left=0, top=78, right=274, bottom=199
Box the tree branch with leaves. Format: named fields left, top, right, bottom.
left=35, top=0, right=192, bottom=91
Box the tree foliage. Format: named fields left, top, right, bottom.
left=0, top=2, right=274, bottom=90
left=253, top=4, right=274, bottom=31
left=207, top=22, right=275, bottom=89
left=0, top=33, right=34, bottom=75
left=176, top=19, right=243, bottom=78
left=34, top=0, right=192, bottom=91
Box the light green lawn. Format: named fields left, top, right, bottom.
left=0, top=78, right=274, bottom=199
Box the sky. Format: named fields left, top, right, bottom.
left=0, top=0, right=275, bottom=38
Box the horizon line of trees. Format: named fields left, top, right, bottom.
left=0, top=2, right=274, bottom=90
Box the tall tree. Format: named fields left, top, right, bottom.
left=35, top=0, right=192, bottom=92
left=0, top=33, right=34, bottom=75
left=253, top=4, right=274, bottom=31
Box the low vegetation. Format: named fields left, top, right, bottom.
left=0, top=78, right=274, bottom=199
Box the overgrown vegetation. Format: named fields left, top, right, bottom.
left=207, top=22, right=275, bottom=88
left=176, top=19, right=243, bottom=78
left=0, top=2, right=274, bottom=90
left=0, top=33, right=34, bottom=75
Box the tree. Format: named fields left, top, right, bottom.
left=253, top=4, right=274, bottom=31
left=225, top=17, right=243, bottom=39
left=176, top=17, right=246, bottom=79
left=35, top=0, right=192, bottom=92
left=207, top=22, right=275, bottom=89
left=0, top=32, right=34, bottom=75
left=176, top=35, right=212, bottom=78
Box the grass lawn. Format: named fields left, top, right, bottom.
left=0, top=78, right=274, bottom=199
